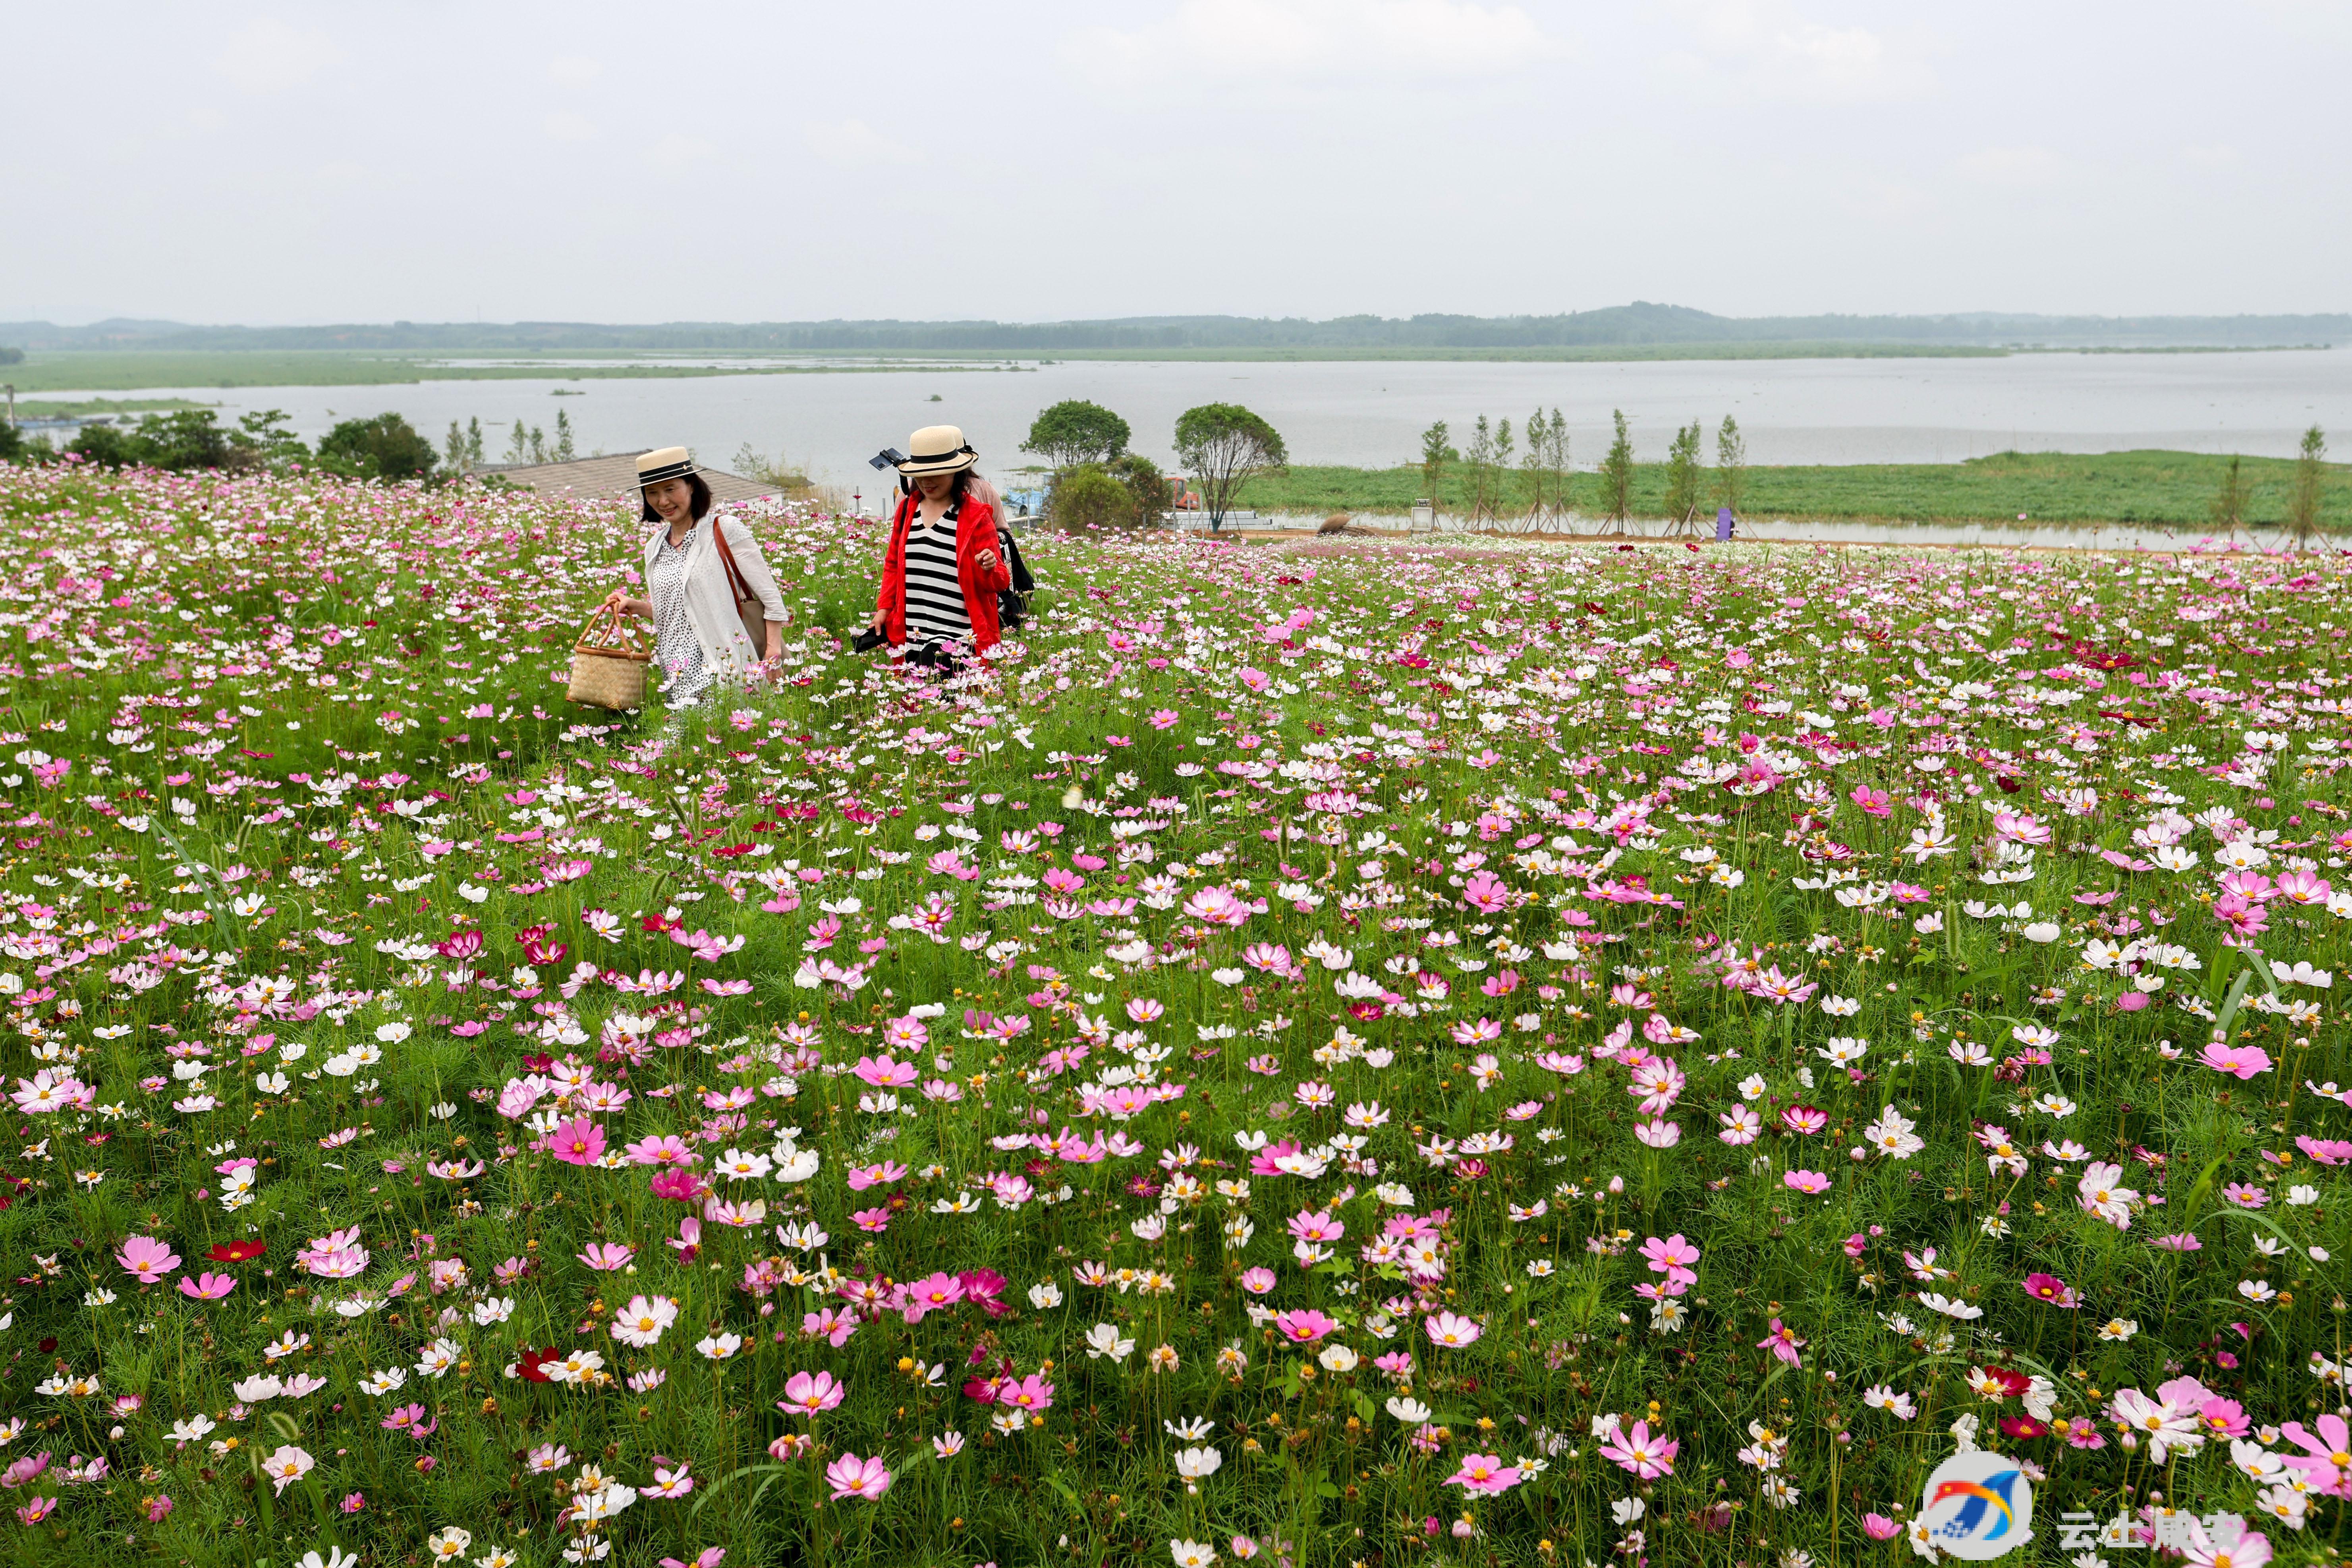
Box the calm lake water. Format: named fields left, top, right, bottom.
left=27, top=349, right=2351, bottom=487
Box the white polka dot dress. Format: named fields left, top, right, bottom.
left=647, top=532, right=711, bottom=707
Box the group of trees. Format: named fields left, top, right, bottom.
left=0, top=406, right=441, bottom=481
left=1020, top=398, right=1286, bottom=531
left=1420, top=410, right=1747, bottom=530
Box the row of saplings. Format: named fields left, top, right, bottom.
left=1022, top=399, right=1284, bottom=531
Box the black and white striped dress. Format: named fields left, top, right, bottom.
left=902, top=500, right=972, bottom=654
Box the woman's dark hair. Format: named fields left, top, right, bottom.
left=642, top=473, right=713, bottom=525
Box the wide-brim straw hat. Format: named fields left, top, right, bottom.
left=635, top=446, right=703, bottom=488
left=895, top=425, right=977, bottom=477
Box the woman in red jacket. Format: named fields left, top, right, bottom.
left=868, top=425, right=1013, bottom=669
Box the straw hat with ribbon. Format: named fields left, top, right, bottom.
left=635, top=446, right=703, bottom=488
left=894, top=426, right=978, bottom=477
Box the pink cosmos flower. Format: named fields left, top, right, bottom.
left=2297, top=1136, right=2352, bottom=1166
left=1238, top=1267, right=1278, bottom=1296
left=624, top=1135, right=697, bottom=1167
left=2279, top=1413, right=2352, bottom=1497
left=1443, top=1453, right=1523, bottom=1493
left=1862, top=1514, right=1900, bottom=1541
left=1639, top=1234, right=1701, bottom=1280
left=2201, top=1043, right=2272, bottom=1080
left=823, top=1452, right=893, bottom=1502
left=898, top=1272, right=966, bottom=1323
left=778, top=1370, right=846, bottom=1418
left=649, top=1167, right=707, bottom=1204
left=852, top=1054, right=918, bottom=1088
left=998, top=1373, right=1055, bottom=1414
left=177, top=1272, right=237, bottom=1301
left=547, top=1117, right=606, bottom=1166
left=1783, top=1169, right=1832, bottom=1195
left=577, top=1244, right=634, bottom=1271
left=1780, top=1105, right=1828, bottom=1136
left=1273, top=1309, right=1337, bottom=1344
left=1461, top=870, right=1512, bottom=914
left=116, top=1235, right=182, bottom=1282
left=1757, top=1318, right=1806, bottom=1367
left=1599, top=1419, right=1679, bottom=1479
left=803, top=1307, right=858, bottom=1348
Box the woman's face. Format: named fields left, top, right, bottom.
left=645, top=478, right=693, bottom=523
left=914, top=472, right=954, bottom=503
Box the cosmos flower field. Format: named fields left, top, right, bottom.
left=4, top=462, right=2351, bottom=1568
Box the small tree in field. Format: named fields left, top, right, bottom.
left=1022, top=401, right=1130, bottom=472
left=1598, top=409, right=1635, bottom=531
left=1173, top=404, right=1285, bottom=532
left=1663, top=419, right=1703, bottom=532
left=1419, top=420, right=1449, bottom=525
left=2211, top=454, right=2250, bottom=537
left=2288, top=425, right=2328, bottom=549
left=1715, top=415, right=1747, bottom=516
left=1464, top=415, right=1496, bottom=523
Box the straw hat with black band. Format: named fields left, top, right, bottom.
left=894, top=426, right=978, bottom=478
left=636, top=446, right=704, bottom=488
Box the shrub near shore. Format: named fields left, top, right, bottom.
left=3, top=462, right=2352, bottom=1566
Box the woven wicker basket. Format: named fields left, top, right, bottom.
left=566, top=606, right=652, bottom=711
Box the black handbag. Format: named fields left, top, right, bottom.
left=996, top=525, right=1036, bottom=630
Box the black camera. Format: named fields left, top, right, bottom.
left=868, top=448, right=907, bottom=471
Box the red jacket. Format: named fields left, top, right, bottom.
left=876, top=491, right=1014, bottom=653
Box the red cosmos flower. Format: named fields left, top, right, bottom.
left=1999, top=1416, right=2049, bottom=1441
left=516, top=1347, right=563, bottom=1383
left=208, top=1241, right=266, bottom=1263
left=2021, top=1272, right=2082, bottom=1309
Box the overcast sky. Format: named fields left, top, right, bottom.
left=8, top=1, right=2347, bottom=326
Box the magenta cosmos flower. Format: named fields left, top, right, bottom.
left=177, top=1272, right=237, bottom=1301
left=116, top=1235, right=182, bottom=1282
left=2021, top=1272, right=2082, bottom=1309
left=823, top=1452, right=893, bottom=1502
left=547, top=1117, right=606, bottom=1166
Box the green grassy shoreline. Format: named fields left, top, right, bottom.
left=1236, top=448, right=2352, bottom=528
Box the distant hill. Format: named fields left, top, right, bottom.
left=2, top=303, right=2345, bottom=355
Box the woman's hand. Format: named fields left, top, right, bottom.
left=975, top=547, right=1001, bottom=575
left=603, top=588, right=651, bottom=618
left=869, top=606, right=887, bottom=633
left=763, top=630, right=784, bottom=664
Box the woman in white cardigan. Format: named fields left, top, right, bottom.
left=602, top=447, right=788, bottom=707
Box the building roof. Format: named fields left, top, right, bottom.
left=484, top=449, right=780, bottom=504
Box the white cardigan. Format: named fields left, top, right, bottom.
left=639, top=512, right=790, bottom=678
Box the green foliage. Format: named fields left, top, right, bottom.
left=1172, top=402, right=1285, bottom=531
left=0, top=344, right=22, bottom=365
left=0, top=417, right=23, bottom=463
left=317, top=413, right=438, bottom=483
left=1021, top=399, right=1131, bottom=471
left=1715, top=414, right=1747, bottom=514
left=1417, top=419, right=1448, bottom=516
left=2210, top=453, right=2250, bottom=532
left=1105, top=450, right=1168, bottom=527
left=2288, top=425, right=2329, bottom=546
left=232, top=409, right=311, bottom=471
left=1047, top=462, right=1133, bottom=529
left=1235, top=447, right=2352, bottom=529
left=66, top=409, right=239, bottom=471
left=1599, top=408, right=1636, bottom=522
left=1663, top=418, right=1704, bottom=525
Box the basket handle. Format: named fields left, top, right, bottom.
left=577, top=602, right=646, bottom=653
